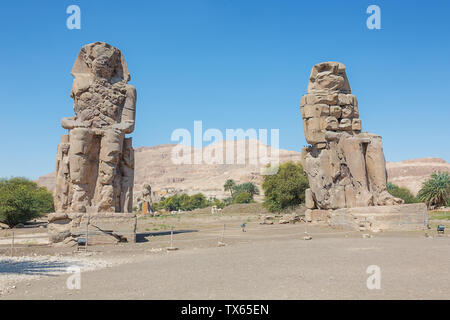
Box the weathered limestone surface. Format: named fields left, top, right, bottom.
left=305, top=209, right=329, bottom=224
left=50, top=42, right=137, bottom=244
left=300, top=62, right=426, bottom=232
left=48, top=212, right=136, bottom=244
left=300, top=62, right=403, bottom=210
left=328, top=203, right=428, bottom=231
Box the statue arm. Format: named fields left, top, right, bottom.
left=61, top=116, right=86, bottom=130
left=113, top=85, right=136, bottom=134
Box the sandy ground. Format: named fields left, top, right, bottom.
left=0, top=213, right=449, bottom=299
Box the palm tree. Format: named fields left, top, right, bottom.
left=417, top=171, right=450, bottom=208
left=237, top=182, right=260, bottom=197
left=224, top=179, right=236, bottom=196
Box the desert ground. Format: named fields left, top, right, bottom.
left=0, top=205, right=449, bottom=300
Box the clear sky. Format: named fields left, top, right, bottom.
left=0, top=0, right=449, bottom=179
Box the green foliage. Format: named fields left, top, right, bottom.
left=417, top=171, right=450, bottom=208
left=222, top=197, right=233, bottom=206
left=210, top=198, right=225, bottom=209
left=0, top=177, right=54, bottom=228
left=233, top=191, right=253, bottom=204
left=223, top=179, right=236, bottom=196
left=188, top=193, right=209, bottom=210
left=153, top=193, right=209, bottom=212
left=220, top=181, right=260, bottom=207
left=262, top=162, right=309, bottom=213
left=386, top=183, right=418, bottom=204
left=233, top=182, right=259, bottom=197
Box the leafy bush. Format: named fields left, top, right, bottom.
left=233, top=182, right=259, bottom=197
left=222, top=180, right=260, bottom=206
left=233, top=191, right=253, bottom=204
left=153, top=193, right=210, bottom=212
left=262, top=162, right=309, bottom=213
left=417, top=171, right=450, bottom=208
left=386, top=183, right=418, bottom=204
left=0, top=177, right=54, bottom=228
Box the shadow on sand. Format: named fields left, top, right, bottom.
left=136, top=229, right=198, bottom=243
left=0, top=259, right=78, bottom=276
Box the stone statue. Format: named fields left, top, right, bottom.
left=141, top=183, right=153, bottom=214
left=300, top=62, right=403, bottom=210
left=54, top=42, right=136, bottom=214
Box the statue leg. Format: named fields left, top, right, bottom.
left=96, top=129, right=124, bottom=212
left=364, top=133, right=403, bottom=205
left=55, top=135, right=71, bottom=212
left=120, top=137, right=134, bottom=213
left=69, top=128, right=95, bottom=212
left=339, top=135, right=373, bottom=207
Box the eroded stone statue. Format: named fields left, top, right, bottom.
left=49, top=42, right=137, bottom=244
left=300, top=62, right=403, bottom=210
left=54, top=42, right=136, bottom=214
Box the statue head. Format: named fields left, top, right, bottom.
left=71, top=42, right=130, bottom=82
left=307, top=61, right=351, bottom=94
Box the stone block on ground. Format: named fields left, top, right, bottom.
left=48, top=212, right=137, bottom=244
left=328, top=203, right=428, bottom=231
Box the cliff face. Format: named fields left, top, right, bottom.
left=37, top=141, right=449, bottom=199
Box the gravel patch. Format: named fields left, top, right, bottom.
left=0, top=254, right=114, bottom=295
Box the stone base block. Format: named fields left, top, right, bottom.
left=48, top=212, right=137, bottom=245
left=305, top=209, right=329, bottom=224
left=328, top=203, right=428, bottom=232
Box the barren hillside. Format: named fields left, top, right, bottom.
left=37, top=141, right=449, bottom=199
left=386, top=158, right=450, bottom=196
left=37, top=139, right=303, bottom=200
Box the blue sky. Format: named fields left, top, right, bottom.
left=0, top=0, right=449, bottom=179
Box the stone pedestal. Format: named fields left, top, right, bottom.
left=305, top=209, right=329, bottom=224
left=328, top=203, right=428, bottom=232
left=48, top=212, right=137, bottom=245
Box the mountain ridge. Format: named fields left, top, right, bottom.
left=36, top=140, right=450, bottom=199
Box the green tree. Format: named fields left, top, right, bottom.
left=233, top=182, right=259, bottom=197
left=262, top=162, right=309, bottom=213
left=233, top=191, right=253, bottom=204
left=417, top=171, right=450, bottom=208
left=0, top=177, right=54, bottom=228
left=386, top=183, right=418, bottom=204
left=188, top=193, right=208, bottom=210
left=223, top=179, right=236, bottom=197
left=153, top=193, right=210, bottom=212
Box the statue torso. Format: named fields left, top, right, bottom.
left=72, top=77, right=128, bottom=129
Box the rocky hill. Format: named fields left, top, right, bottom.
left=37, top=139, right=303, bottom=201
left=386, top=158, right=450, bottom=196
left=37, top=140, right=449, bottom=199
